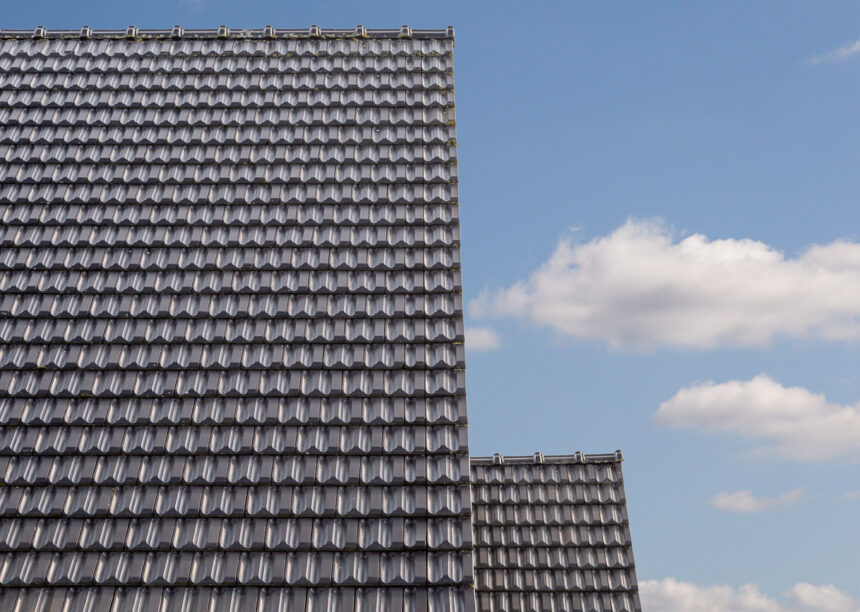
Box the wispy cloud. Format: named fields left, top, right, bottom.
left=709, top=488, right=804, bottom=513
left=809, top=39, right=860, bottom=65
left=180, top=0, right=209, bottom=13
left=641, top=578, right=859, bottom=612
left=470, top=218, right=860, bottom=350
left=655, top=375, right=860, bottom=461
left=464, top=326, right=502, bottom=352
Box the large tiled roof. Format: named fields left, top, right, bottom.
left=0, top=26, right=474, bottom=611
left=470, top=453, right=641, bottom=612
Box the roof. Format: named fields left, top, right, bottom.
left=470, top=452, right=642, bottom=612
left=0, top=28, right=473, bottom=611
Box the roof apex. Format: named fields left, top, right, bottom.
left=0, top=25, right=455, bottom=41
left=471, top=451, right=624, bottom=465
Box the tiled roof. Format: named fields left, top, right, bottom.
left=0, top=28, right=474, bottom=610
left=470, top=453, right=642, bottom=612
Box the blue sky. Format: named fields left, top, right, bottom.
left=7, top=1, right=860, bottom=609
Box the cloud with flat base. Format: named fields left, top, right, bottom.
left=641, top=578, right=859, bottom=612
left=654, top=375, right=860, bottom=461
left=471, top=218, right=860, bottom=350
left=709, top=488, right=804, bottom=513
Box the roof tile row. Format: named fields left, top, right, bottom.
left=0, top=517, right=472, bottom=552
left=1, top=454, right=470, bottom=486
left=0, top=269, right=462, bottom=293
left=0, top=550, right=472, bottom=587
left=0, top=396, right=468, bottom=426
left=3, top=89, right=455, bottom=109
left=0, top=342, right=465, bottom=370
left=0, top=293, right=464, bottom=318
left=2, top=585, right=471, bottom=612
left=0, top=202, right=459, bottom=225
left=1, top=182, right=458, bottom=204
left=0, top=368, right=466, bottom=398
left=0, top=225, right=461, bottom=247
left=0, top=424, right=469, bottom=455
left=0, top=246, right=460, bottom=270
left=0, top=317, right=464, bottom=343
left=3, top=53, right=453, bottom=73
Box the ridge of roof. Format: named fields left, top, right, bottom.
left=471, top=450, right=624, bottom=465
left=0, top=24, right=454, bottom=41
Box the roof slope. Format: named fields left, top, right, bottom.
left=470, top=453, right=641, bottom=612
left=0, top=27, right=474, bottom=611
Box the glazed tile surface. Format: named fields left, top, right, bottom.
left=470, top=453, right=641, bottom=612
left=0, top=26, right=472, bottom=611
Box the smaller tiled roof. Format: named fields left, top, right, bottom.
left=470, top=452, right=641, bottom=612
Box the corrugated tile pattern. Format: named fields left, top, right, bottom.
left=0, top=29, right=474, bottom=611
left=471, top=454, right=640, bottom=612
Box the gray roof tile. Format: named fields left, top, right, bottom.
left=0, top=28, right=473, bottom=609
left=470, top=454, right=641, bottom=612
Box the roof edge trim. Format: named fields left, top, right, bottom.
left=0, top=25, right=455, bottom=41
left=471, top=450, right=624, bottom=465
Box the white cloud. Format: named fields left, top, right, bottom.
left=788, top=584, right=860, bottom=612
left=464, top=326, right=502, bottom=352
left=641, top=578, right=859, bottom=612
left=640, top=578, right=780, bottom=611
left=655, top=375, right=860, bottom=461
left=470, top=218, right=860, bottom=349
left=809, top=39, right=860, bottom=65
left=709, top=488, right=804, bottom=513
